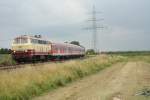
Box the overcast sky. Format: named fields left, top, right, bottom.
left=0, top=0, right=150, bottom=51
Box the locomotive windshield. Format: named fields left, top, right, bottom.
left=13, top=37, right=28, bottom=44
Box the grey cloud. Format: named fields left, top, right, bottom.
left=0, top=0, right=150, bottom=51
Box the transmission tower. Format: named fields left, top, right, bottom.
left=85, top=6, right=104, bottom=52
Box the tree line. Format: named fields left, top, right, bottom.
left=0, top=48, right=12, bottom=54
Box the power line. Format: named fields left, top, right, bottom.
left=85, top=5, right=104, bottom=52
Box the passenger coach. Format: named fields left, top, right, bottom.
left=12, top=35, right=85, bottom=62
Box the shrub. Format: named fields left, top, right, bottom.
left=0, top=54, right=16, bottom=66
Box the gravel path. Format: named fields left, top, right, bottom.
left=33, top=62, right=150, bottom=100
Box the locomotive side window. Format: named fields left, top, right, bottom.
left=38, top=40, right=47, bottom=44
left=31, top=39, right=38, bottom=44
left=31, top=39, right=49, bottom=45
left=38, top=40, right=42, bottom=44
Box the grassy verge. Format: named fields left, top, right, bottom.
left=111, top=54, right=150, bottom=63
left=0, top=54, right=16, bottom=66
left=130, top=55, right=150, bottom=63
left=0, top=55, right=126, bottom=100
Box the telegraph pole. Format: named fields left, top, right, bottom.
left=85, top=6, right=104, bottom=52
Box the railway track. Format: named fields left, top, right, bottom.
left=0, top=65, right=23, bottom=70
left=0, top=61, right=60, bottom=70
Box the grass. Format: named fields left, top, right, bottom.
left=108, top=51, right=150, bottom=63
left=130, top=55, right=150, bottom=63
left=0, top=54, right=16, bottom=66
left=113, top=54, right=150, bottom=63
left=0, top=55, right=126, bottom=100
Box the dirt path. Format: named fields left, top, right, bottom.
left=33, top=62, right=150, bottom=100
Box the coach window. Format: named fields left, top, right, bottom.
left=55, top=47, right=58, bottom=52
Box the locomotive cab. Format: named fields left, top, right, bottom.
left=12, top=35, right=52, bottom=62
left=12, top=36, right=31, bottom=52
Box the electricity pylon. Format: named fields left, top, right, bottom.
left=85, top=6, right=104, bottom=52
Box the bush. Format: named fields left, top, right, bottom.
left=0, top=54, right=16, bottom=66
left=86, top=49, right=97, bottom=55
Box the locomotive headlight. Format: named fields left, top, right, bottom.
left=13, top=50, right=16, bottom=53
